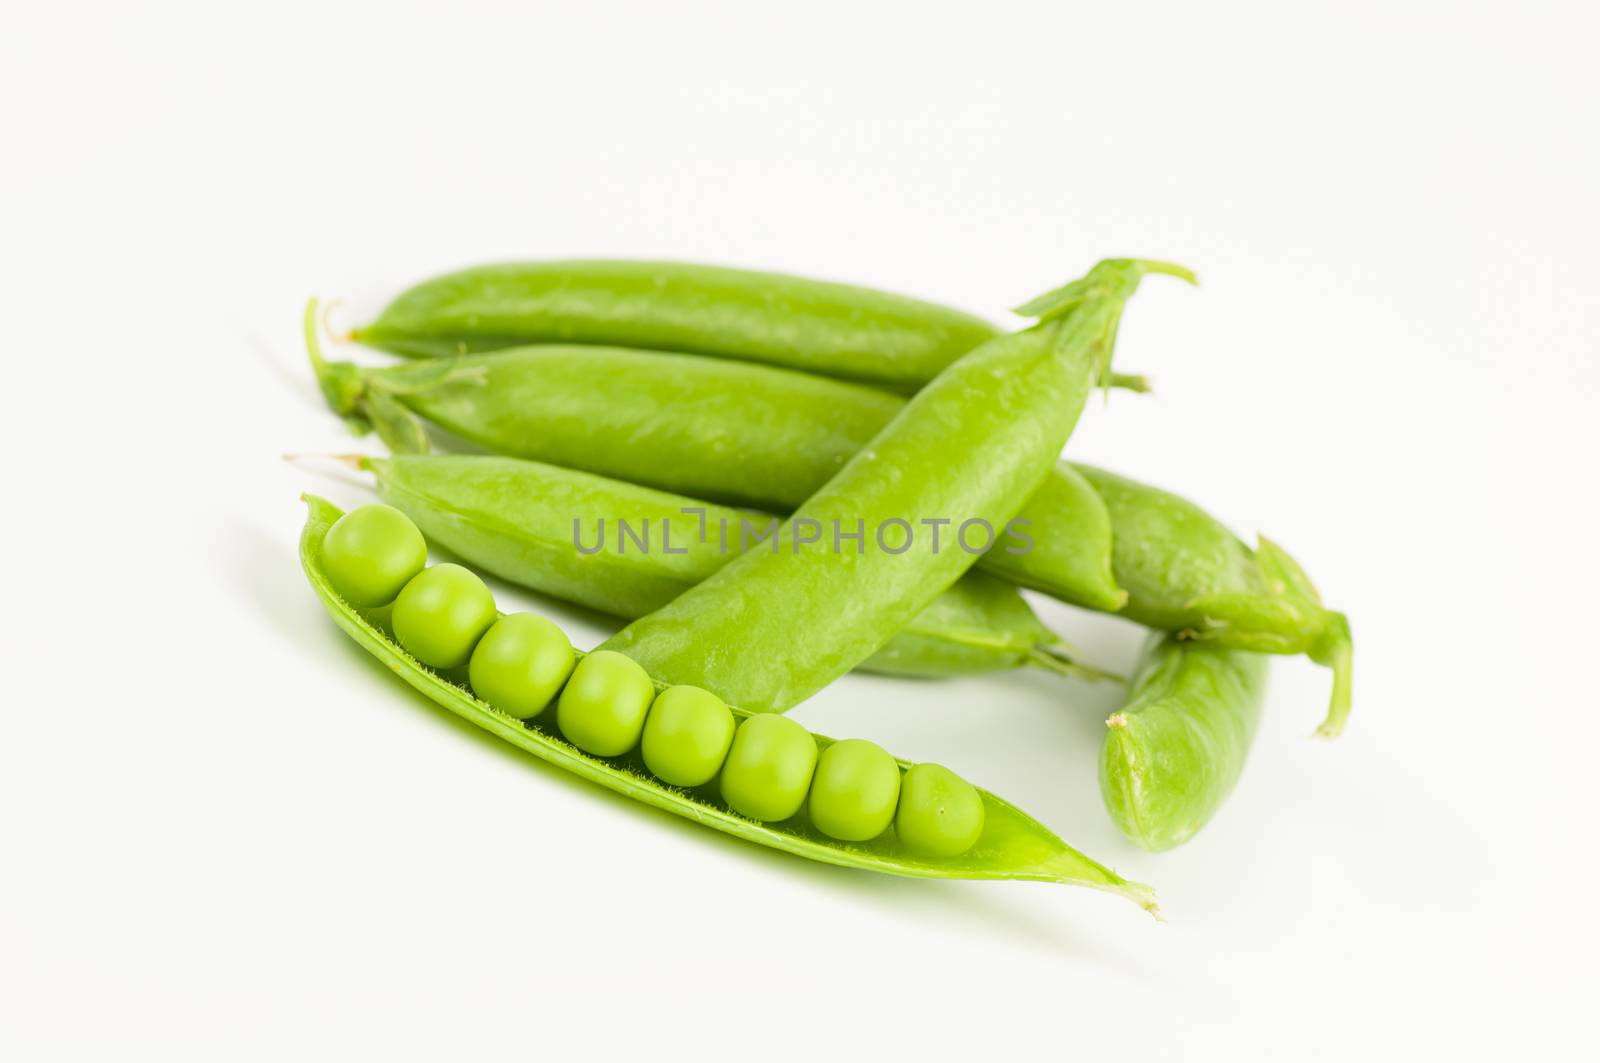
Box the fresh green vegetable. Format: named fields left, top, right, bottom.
left=391, top=563, right=496, bottom=669
left=808, top=739, right=901, bottom=842
left=1077, top=466, right=1350, bottom=736
left=896, top=764, right=987, bottom=858
left=313, top=341, right=1349, bottom=728
left=467, top=613, right=574, bottom=720
left=320, top=503, right=427, bottom=607
left=350, top=259, right=1004, bottom=393
left=302, top=496, right=1158, bottom=901
left=639, top=686, right=736, bottom=788
left=345, top=452, right=1107, bottom=683
left=556, top=650, right=655, bottom=757
left=1101, top=636, right=1268, bottom=851
left=310, top=327, right=1126, bottom=613
left=719, top=714, right=819, bottom=822
left=603, top=260, right=1187, bottom=711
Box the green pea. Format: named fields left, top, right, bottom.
left=807, top=739, right=901, bottom=842
left=320, top=503, right=427, bottom=608
left=468, top=613, right=575, bottom=720
left=391, top=563, right=496, bottom=669
left=719, top=714, right=818, bottom=822
left=640, top=685, right=735, bottom=788
left=555, top=650, right=654, bottom=757
left=895, top=763, right=985, bottom=858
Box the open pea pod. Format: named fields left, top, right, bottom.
left=299, top=494, right=1157, bottom=909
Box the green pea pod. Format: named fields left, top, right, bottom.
left=355, top=452, right=1108, bottom=682
left=352, top=260, right=1153, bottom=395
left=1076, top=466, right=1351, bottom=736
left=604, top=260, right=1190, bottom=711
left=314, top=306, right=1350, bottom=730
left=311, top=313, right=1127, bottom=614
left=298, top=494, right=1158, bottom=910
left=351, top=259, right=1005, bottom=393
left=1100, top=636, right=1268, bottom=851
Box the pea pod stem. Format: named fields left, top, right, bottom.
left=298, top=494, right=1158, bottom=912
left=1309, top=614, right=1353, bottom=738
left=1028, top=643, right=1125, bottom=683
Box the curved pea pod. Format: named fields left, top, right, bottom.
left=356, top=452, right=1109, bottom=682
left=1100, top=636, right=1268, bottom=851
left=350, top=259, right=1001, bottom=393
left=604, top=260, right=1191, bottom=711
left=1075, top=465, right=1352, bottom=736
left=310, top=326, right=1127, bottom=613
left=298, top=494, right=1158, bottom=910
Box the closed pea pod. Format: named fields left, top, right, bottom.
left=1100, top=636, right=1268, bottom=851
left=351, top=259, right=1003, bottom=392
left=312, top=343, right=1350, bottom=728
left=297, top=497, right=1159, bottom=903
left=351, top=260, right=1152, bottom=394
left=309, top=319, right=1125, bottom=613
left=344, top=452, right=1108, bottom=683
left=1077, top=465, right=1351, bottom=736
left=603, top=260, right=1188, bottom=711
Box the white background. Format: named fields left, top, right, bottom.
left=3, top=2, right=1595, bottom=1058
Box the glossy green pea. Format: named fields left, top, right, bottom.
left=719, top=715, right=819, bottom=822
left=357, top=453, right=1107, bottom=683
left=319, top=503, right=427, bottom=607
left=640, top=685, right=735, bottom=787
left=468, top=613, right=575, bottom=720
left=604, top=261, right=1186, bottom=711
left=1101, top=635, right=1268, bottom=851
left=299, top=496, right=1158, bottom=910
left=807, top=739, right=901, bottom=842
left=391, top=563, right=497, bottom=669
left=896, top=764, right=986, bottom=858
left=555, top=650, right=655, bottom=757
